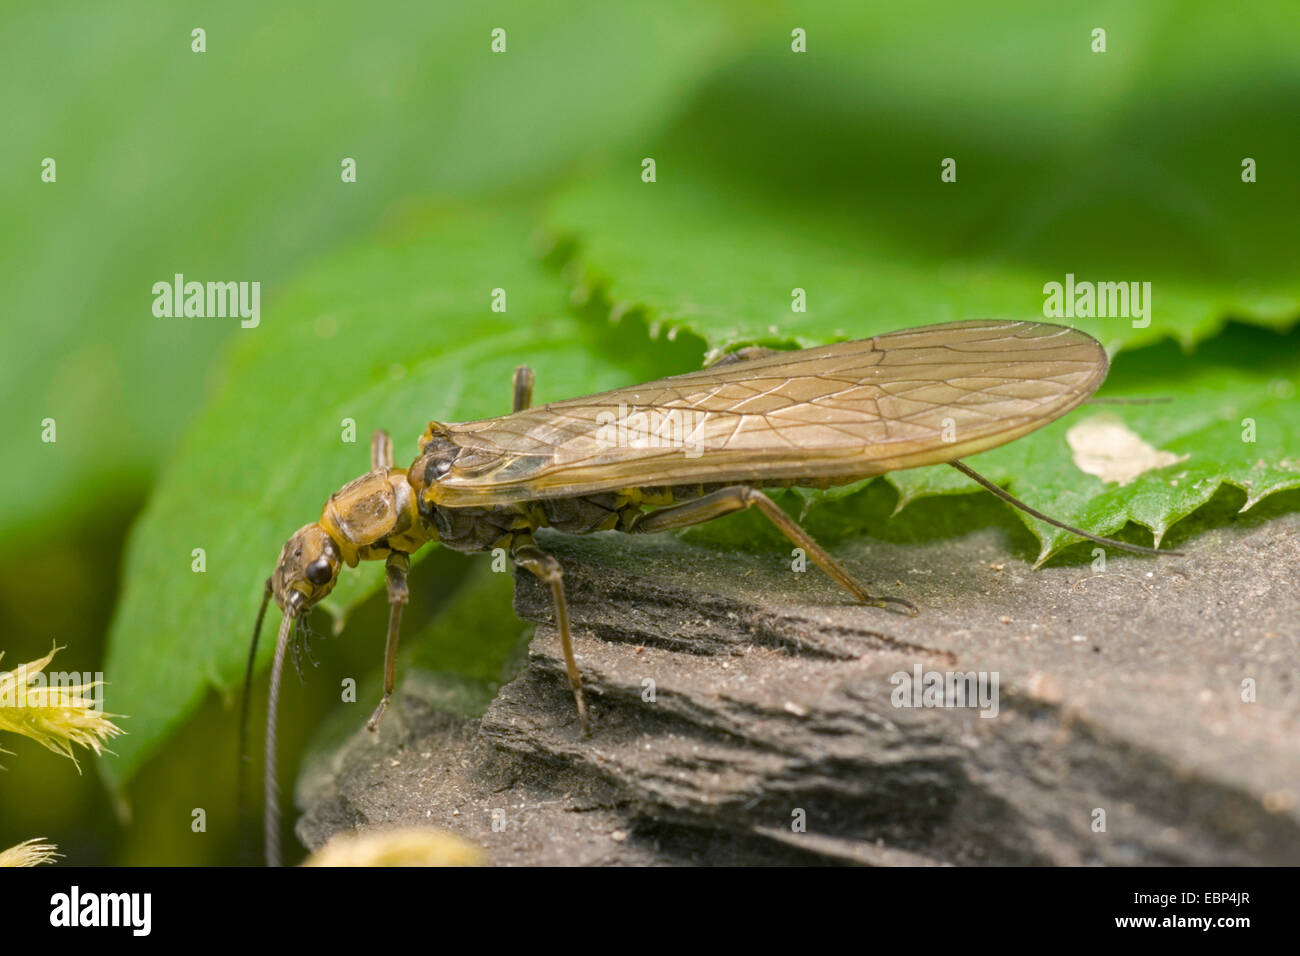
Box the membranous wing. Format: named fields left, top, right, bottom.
left=423, top=320, right=1108, bottom=506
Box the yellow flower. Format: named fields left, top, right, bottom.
left=0, top=838, right=60, bottom=867
left=304, top=827, right=484, bottom=867
left=0, top=645, right=123, bottom=770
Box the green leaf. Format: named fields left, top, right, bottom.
left=0, top=0, right=739, bottom=559
left=546, top=2, right=1298, bottom=353
left=100, top=207, right=684, bottom=789
left=549, top=168, right=1295, bottom=359
left=95, top=0, right=1300, bottom=788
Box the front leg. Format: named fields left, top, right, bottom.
left=511, top=535, right=589, bottom=734
left=367, top=550, right=410, bottom=732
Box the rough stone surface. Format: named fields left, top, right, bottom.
left=297, top=509, right=1300, bottom=865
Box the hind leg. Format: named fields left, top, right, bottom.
left=511, top=535, right=589, bottom=733
left=630, top=486, right=917, bottom=615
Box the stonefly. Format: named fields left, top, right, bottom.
left=240, top=319, right=1178, bottom=865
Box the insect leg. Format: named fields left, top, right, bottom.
left=510, top=536, right=590, bottom=734
left=513, top=364, right=534, bottom=412
left=371, top=429, right=394, bottom=470
left=630, top=487, right=918, bottom=615
left=367, top=550, right=411, bottom=732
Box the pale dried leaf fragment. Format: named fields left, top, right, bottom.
left=1066, top=416, right=1187, bottom=486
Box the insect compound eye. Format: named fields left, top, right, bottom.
left=305, top=558, right=333, bottom=586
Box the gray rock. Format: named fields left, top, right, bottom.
left=297, top=506, right=1300, bottom=865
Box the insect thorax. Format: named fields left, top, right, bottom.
left=318, top=468, right=426, bottom=566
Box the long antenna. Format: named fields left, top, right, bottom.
left=237, top=579, right=272, bottom=860
left=265, top=607, right=296, bottom=868
left=949, top=460, right=1183, bottom=557
left=1084, top=396, right=1172, bottom=405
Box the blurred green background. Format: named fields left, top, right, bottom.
left=1, top=1, right=1296, bottom=865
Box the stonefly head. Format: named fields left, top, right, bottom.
left=271, top=523, right=342, bottom=614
